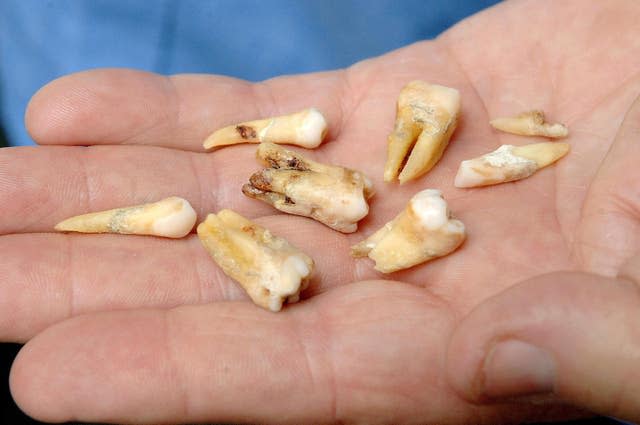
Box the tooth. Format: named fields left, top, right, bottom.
left=242, top=143, right=374, bottom=233
left=203, top=108, right=328, bottom=149
left=490, top=110, right=569, bottom=138
left=351, top=189, right=465, bottom=273
left=197, top=209, right=314, bottom=312
left=454, top=142, right=570, bottom=188
left=383, top=81, right=461, bottom=184
left=54, top=197, right=197, bottom=238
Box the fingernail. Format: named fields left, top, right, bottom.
left=482, top=339, right=556, bottom=399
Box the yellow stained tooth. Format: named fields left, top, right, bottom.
left=384, top=81, right=461, bottom=184
left=54, top=196, right=197, bottom=238
left=243, top=143, right=374, bottom=233
left=454, top=142, right=570, bottom=188
left=197, top=209, right=314, bottom=312
left=351, top=189, right=465, bottom=273
left=490, top=110, right=569, bottom=138
left=203, top=108, right=328, bottom=149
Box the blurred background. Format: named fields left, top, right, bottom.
left=2, top=1, right=628, bottom=424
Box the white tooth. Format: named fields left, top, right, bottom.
left=203, top=108, right=328, bottom=149
left=54, top=196, right=197, bottom=238
left=242, top=143, right=374, bottom=233
left=454, top=142, right=570, bottom=188
left=384, top=81, right=461, bottom=184
left=197, top=209, right=314, bottom=312
left=490, top=110, right=569, bottom=138
left=351, top=189, right=465, bottom=273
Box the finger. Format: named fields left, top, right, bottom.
left=0, top=144, right=268, bottom=235
left=10, top=282, right=577, bottom=424
left=446, top=257, right=640, bottom=421
left=25, top=68, right=348, bottom=151
left=0, top=216, right=358, bottom=343
left=575, top=94, right=640, bottom=275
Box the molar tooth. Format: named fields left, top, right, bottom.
left=454, top=142, right=570, bottom=188
left=351, top=189, right=465, bottom=273
left=203, top=108, right=328, bottom=149
left=197, top=209, right=314, bottom=312
left=243, top=143, right=373, bottom=233
left=490, top=110, right=569, bottom=138
left=384, top=81, right=461, bottom=184
left=54, top=197, right=197, bottom=238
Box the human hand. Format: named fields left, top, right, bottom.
left=6, top=0, right=640, bottom=423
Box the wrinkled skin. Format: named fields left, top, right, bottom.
left=3, top=1, right=640, bottom=423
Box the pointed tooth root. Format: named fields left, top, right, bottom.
left=351, top=189, right=465, bottom=273
left=246, top=143, right=372, bottom=233
left=197, top=209, right=314, bottom=312
left=454, top=142, right=570, bottom=188
left=384, top=81, right=460, bottom=183
left=203, top=108, right=327, bottom=150
left=383, top=112, right=421, bottom=182
left=54, top=197, right=197, bottom=238
left=490, top=110, right=569, bottom=138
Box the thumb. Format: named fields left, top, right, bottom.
left=446, top=254, right=640, bottom=421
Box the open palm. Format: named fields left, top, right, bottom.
left=6, top=1, right=640, bottom=423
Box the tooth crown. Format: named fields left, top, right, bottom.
left=203, top=108, right=328, bottom=149
left=54, top=196, right=197, bottom=238
left=384, top=81, right=461, bottom=184
left=490, top=110, right=569, bottom=138
left=243, top=143, right=374, bottom=233
left=454, top=142, right=570, bottom=188
left=197, top=209, right=314, bottom=312
left=351, top=189, right=465, bottom=273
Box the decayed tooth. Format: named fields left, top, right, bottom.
left=242, top=143, right=374, bottom=233
left=384, top=81, right=461, bottom=184
left=197, top=209, right=314, bottom=312
left=454, top=142, right=570, bottom=188
left=351, top=189, right=465, bottom=273
left=203, top=108, right=328, bottom=149
left=54, top=197, right=197, bottom=238
left=490, top=110, right=569, bottom=138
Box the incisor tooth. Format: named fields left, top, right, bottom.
left=54, top=197, right=197, bottom=238
left=490, top=110, right=568, bottom=138
left=197, top=209, right=314, bottom=312
left=203, top=108, right=327, bottom=149
left=242, top=143, right=374, bottom=233
left=351, top=189, right=465, bottom=273
left=454, top=142, right=570, bottom=188
left=384, top=81, right=461, bottom=184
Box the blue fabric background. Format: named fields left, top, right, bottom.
left=0, top=0, right=501, bottom=146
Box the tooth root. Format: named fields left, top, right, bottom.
left=511, top=142, right=571, bottom=168
left=203, top=108, right=328, bottom=150
left=351, top=189, right=465, bottom=273
left=490, top=110, right=569, bottom=138
left=245, top=143, right=373, bottom=233
left=54, top=197, right=197, bottom=238
left=197, top=209, right=314, bottom=312
left=383, top=112, right=421, bottom=182
left=384, top=81, right=461, bottom=184
left=454, top=142, right=570, bottom=188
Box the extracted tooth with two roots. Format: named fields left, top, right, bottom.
left=203, top=108, right=328, bottom=149
left=490, top=110, right=569, bottom=138
left=197, top=209, right=314, bottom=312
left=384, top=81, right=461, bottom=184
left=54, top=197, right=197, bottom=238
left=242, top=143, right=374, bottom=233
left=351, top=189, right=465, bottom=273
left=454, top=142, right=570, bottom=188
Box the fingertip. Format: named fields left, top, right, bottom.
left=24, top=68, right=170, bottom=147
left=10, top=324, right=75, bottom=423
